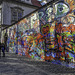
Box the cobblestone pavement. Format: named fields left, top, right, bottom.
left=0, top=52, right=75, bottom=75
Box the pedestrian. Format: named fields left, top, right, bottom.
left=4, top=32, right=8, bottom=52
left=2, top=43, right=5, bottom=57
left=0, top=42, right=1, bottom=58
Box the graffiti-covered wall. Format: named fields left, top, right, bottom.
left=6, top=12, right=45, bottom=61
left=39, top=0, right=75, bottom=65
left=6, top=25, right=18, bottom=53
left=17, top=16, right=45, bottom=60
left=2, top=0, right=75, bottom=68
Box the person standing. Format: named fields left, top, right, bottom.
left=2, top=43, right=5, bottom=57
left=0, top=42, right=1, bottom=58
left=4, top=32, right=8, bottom=52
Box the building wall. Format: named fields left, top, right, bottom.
left=2, top=0, right=75, bottom=68
left=2, top=1, right=35, bottom=25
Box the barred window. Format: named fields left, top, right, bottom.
left=11, top=7, right=23, bottom=23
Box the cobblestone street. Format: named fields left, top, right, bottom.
left=0, top=52, right=75, bottom=75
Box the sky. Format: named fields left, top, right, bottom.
left=37, top=0, right=51, bottom=6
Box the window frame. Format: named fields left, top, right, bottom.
left=11, top=7, right=23, bottom=24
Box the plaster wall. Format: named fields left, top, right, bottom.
left=2, top=1, right=35, bottom=25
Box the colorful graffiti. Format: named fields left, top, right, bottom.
left=17, top=16, right=45, bottom=60
left=7, top=25, right=18, bottom=53
left=2, top=0, right=75, bottom=68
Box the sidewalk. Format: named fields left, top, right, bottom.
left=0, top=52, right=75, bottom=75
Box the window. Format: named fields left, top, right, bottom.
left=11, top=7, right=23, bottom=23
